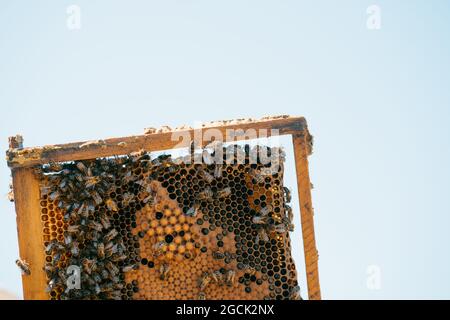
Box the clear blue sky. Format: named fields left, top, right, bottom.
left=1, top=0, right=449, bottom=299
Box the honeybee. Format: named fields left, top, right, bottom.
left=252, top=215, right=269, bottom=225
left=76, top=202, right=88, bottom=218
left=67, top=225, right=81, bottom=234
left=144, top=127, right=157, bottom=134
left=198, top=187, right=214, bottom=201
left=57, top=199, right=65, bottom=209
left=198, top=169, right=214, bottom=184
left=93, top=283, right=101, bottom=295
left=105, top=198, right=118, bottom=212
left=104, top=290, right=121, bottom=300
left=58, top=270, right=68, bottom=284
left=211, top=270, right=223, bottom=284
left=270, top=223, right=287, bottom=234
left=289, top=285, right=301, bottom=300
left=100, top=171, right=115, bottom=181
left=74, top=172, right=84, bottom=183
left=260, top=205, right=273, bottom=217
left=43, top=264, right=55, bottom=277
left=251, top=169, right=265, bottom=184
left=142, top=192, right=154, bottom=205
left=45, top=239, right=64, bottom=254
left=283, top=187, right=292, bottom=203
left=39, top=185, right=52, bottom=196
left=123, top=171, right=137, bottom=184
left=100, top=268, right=110, bottom=280
left=198, top=272, right=211, bottom=290
left=243, top=265, right=256, bottom=276
left=285, top=205, right=293, bottom=222
left=167, top=163, right=179, bottom=174
left=99, top=266, right=109, bottom=280
left=122, top=264, right=137, bottom=273
left=282, top=217, right=295, bottom=232
left=86, top=230, right=100, bottom=242
left=45, top=278, right=56, bottom=293
left=58, top=178, right=68, bottom=190
left=47, top=161, right=63, bottom=172
left=105, top=242, right=118, bottom=258
left=152, top=241, right=165, bottom=258
left=202, top=150, right=213, bottom=165
left=53, top=252, right=62, bottom=264
left=99, top=213, right=111, bottom=230
left=213, top=164, right=223, bottom=178
left=189, top=140, right=196, bottom=156
left=256, top=227, right=269, bottom=243
left=76, top=162, right=88, bottom=174
left=138, top=185, right=154, bottom=205
left=198, top=291, right=206, bottom=300
left=185, top=203, right=199, bottom=217
left=90, top=271, right=102, bottom=283
left=64, top=233, right=73, bottom=246
left=159, top=263, right=170, bottom=280
left=121, top=192, right=134, bottom=207
left=212, top=250, right=225, bottom=260
left=111, top=253, right=127, bottom=262
left=86, top=201, right=96, bottom=216
left=48, top=191, right=60, bottom=201
left=130, top=149, right=147, bottom=162
left=152, top=154, right=171, bottom=166
left=82, top=258, right=97, bottom=275
left=253, top=205, right=272, bottom=225
left=103, top=229, right=118, bottom=242
left=206, top=140, right=223, bottom=152
left=85, top=176, right=101, bottom=189
left=225, top=270, right=236, bottom=286
left=88, top=220, right=103, bottom=232
left=105, top=261, right=119, bottom=276
left=16, top=259, right=30, bottom=275
left=216, top=187, right=231, bottom=199
left=97, top=242, right=105, bottom=259
left=117, top=239, right=127, bottom=253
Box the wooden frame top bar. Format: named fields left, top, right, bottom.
left=6, top=116, right=308, bottom=169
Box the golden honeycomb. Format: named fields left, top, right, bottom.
left=34, top=144, right=301, bottom=300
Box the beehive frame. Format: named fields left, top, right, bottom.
left=6, top=116, right=320, bottom=300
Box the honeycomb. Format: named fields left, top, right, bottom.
left=34, top=144, right=301, bottom=300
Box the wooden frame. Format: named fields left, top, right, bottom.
left=7, top=116, right=321, bottom=300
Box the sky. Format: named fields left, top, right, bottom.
left=1, top=0, right=450, bottom=299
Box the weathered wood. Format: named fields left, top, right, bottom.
left=8, top=135, right=23, bottom=149
left=12, top=168, right=48, bottom=299
left=6, top=117, right=306, bottom=168
left=292, top=133, right=321, bottom=300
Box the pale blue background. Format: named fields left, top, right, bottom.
left=1, top=0, right=449, bottom=299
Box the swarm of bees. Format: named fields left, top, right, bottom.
left=32, top=143, right=301, bottom=300
left=35, top=154, right=164, bottom=299
left=251, top=186, right=294, bottom=244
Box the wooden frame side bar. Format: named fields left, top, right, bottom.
left=12, top=167, right=48, bottom=299
left=292, top=133, right=321, bottom=300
